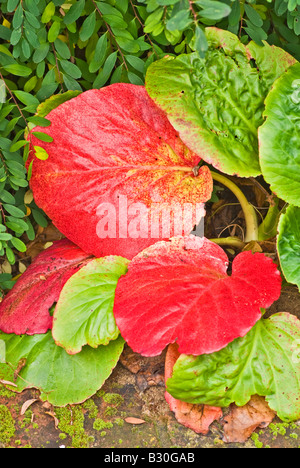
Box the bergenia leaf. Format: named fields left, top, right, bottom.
left=259, top=63, right=300, bottom=207
left=52, top=256, right=129, bottom=354
left=0, top=331, right=125, bottom=406
left=113, top=236, right=282, bottom=356
left=27, top=84, right=213, bottom=260
left=164, top=343, right=222, bottom=434
left=277, top=205, right=300, bottom=290
left=0, top=239, right=92, bottom=335
left=145, top=27, right=296, bottom=177
left=167, top=313, right=300, bottom=422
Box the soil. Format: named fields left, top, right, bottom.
left=0, top=284, right=299, bottom=449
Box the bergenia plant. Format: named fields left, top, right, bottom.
left=0, top=28, right=299, bottom=438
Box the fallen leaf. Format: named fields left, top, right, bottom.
left=20, top=399, right=39, bottom=415
left=0, top=379, right=17, bottom=387
left=223, top=395, right=276, bottom=443
left=125, top=417, right=146, bottom=425
left=164, top=343, right=222, bottom=435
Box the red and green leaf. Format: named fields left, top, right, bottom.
left=27, top=84, right=213, bottom=260
left=113, top=236, right=282, bottom=356
left=0, top=239, right=92, bottom=335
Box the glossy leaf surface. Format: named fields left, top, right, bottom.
left=278, top=205, right=300, bottom=290
left=146, top=28, right=296, bottom=177
left=0, top=331, right=125, bottom=406
left=259, top=63, right=300, bottom=206
left=167, top=313, right=300, bottom=422
left=113, top=236, right=282, bottom=356
left=52, top=256, right=129, bottom=354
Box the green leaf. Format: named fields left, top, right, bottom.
left=36, top=90, right=81, bottom=117
left=93, top=51, right=117, bottom=89
left=278, top=206, right=300, bottom=290
left=25, top=11, right=41, bottom=29
left=244, top=4, right=264, bottom=27
left=3, top=204, right=25, bottom=218
left=32, top=131, right=53, bottom=143
left=0, top=232, right=13, bottom=241
left=33, top=145, right=49, bottom=160
left=167, top=313, right=300, bottom=422
left=33, top=42, right=50, bottom=64
left=145, top=28, right=295, bottom=177
left=228, top=0, right=241, bottom=26
left=47, top=20, right=61, bottom=42
left=63, top=0, right=85, bottom=25
left=12, top=4, right=24, bottom=29
left=54, top=38, right=71, bottom=59
left=196, top=0, right=231, bottom=21
left=259, top=63, right=300, bottom=206
left=79, top=11, right=96, bottom=42
left=41, top=1, right=56, bottom=23
left=194, top=24, right=208, bottom=58
left=60, top=60, right=82, bottom=79
left=166, top=9, right=192, bottom=31
left=52, top=257, right=129, bottom=354
left=13, top=90, right=39, bottom=107
left=89, top=33, right=108, bottom=73
left=244, top=22, right=268, bottom=45
left=2, top=63, right=32, bottom=77
left=28, top=116, right=51, bottom=127
left=0, top=331, right=125, bottom=406
left=10, top=237, right=26, bottom=252
left=7, top=0, right=19, bottom=12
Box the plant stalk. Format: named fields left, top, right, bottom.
left=209, top=237, right=246, bottom=250
left=210, top=171, right=259, bottom=242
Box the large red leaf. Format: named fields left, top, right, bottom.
left=27, top=84, right=212, bottom=260
left=113, top=236, right=282, bottom=356
left=0, top=239, right=92, bottom=335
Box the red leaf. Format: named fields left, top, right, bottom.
left=27, top=84, right=212, bottom=260
left=0, top=239, right=92, bottom=335
left=113, top=236, right=282, bottom=356
left=164, top=343, right=222, bottom=434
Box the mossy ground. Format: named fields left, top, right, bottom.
left=0, top=285, right=300, bottom=449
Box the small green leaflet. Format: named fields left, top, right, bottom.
left=52, top=256, right=129, bottom=354
left=0, top=331, right=125, bottom=406
left=167, top=313, right=300, bottom=422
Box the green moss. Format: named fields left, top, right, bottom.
left=103, top=393, right=124, bottom=407
left=114, top=418, right=124, bottom=427
left=290, top=433, right=298, bottom=439
left=59, top=433, right=67, bottom=440
left=251, top=433, right=263, bottom=448
left=0, top=384, right=16, bottom=400
left=269, top=422, right=288, bottom=437
left=83, top=399, right=98, bottom=419
left=0, top=405, right=15, bottom=446
left=55, top=406, right=94, bottom=448
left=100, top=431, right=106, bottom=437
left=93, top=418, right=113, bottom=431
left=105, top=406, right=118, bottom=417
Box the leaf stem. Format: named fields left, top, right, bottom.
left=209, top=237, right=246, bottom=250
left=210, top=171, right=259, bottom=242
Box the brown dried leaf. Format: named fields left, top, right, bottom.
left=223, top=395, right=276, bottom=443
left=20, top=398, right=39, bottom=415
left=125, top=417, right=146, bottom=425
